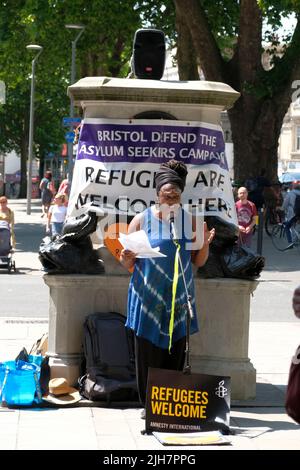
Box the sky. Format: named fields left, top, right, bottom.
left=264, top=13, right=297, bottom=40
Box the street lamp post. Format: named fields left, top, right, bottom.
left=65, top=24, right=85, bottom=186
left=26, top=44, right=43, bottom=216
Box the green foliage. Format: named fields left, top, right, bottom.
left=0, top=0, right=142, bottom=172
left=191, top=0, right=300, bottom=99
left=1, top=0, right=299, bottom=185
left=201, top=0, right=239, bottom=37
left=135, top=0, right=176, bottom=42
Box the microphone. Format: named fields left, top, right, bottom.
left=169, top=211, right=175, bottom=224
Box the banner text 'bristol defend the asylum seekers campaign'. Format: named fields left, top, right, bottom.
left=68, top=118, right=237, bottom=226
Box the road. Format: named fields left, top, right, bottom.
left=0, top=199, right=48, bottom=318
left=0, top=252, right=299, bottom=324
left=0, top=198, right=299, bottom=323
left=1, top=274, right=48, bottom=317
left=250, top=230, right=299, bottom=322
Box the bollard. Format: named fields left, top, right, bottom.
left=256, top=207, right=264, bottom=255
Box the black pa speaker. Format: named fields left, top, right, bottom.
left=132, top=29, right=166, bottom=80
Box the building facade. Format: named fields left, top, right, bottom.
left=278, top=98, right=300, bottom=175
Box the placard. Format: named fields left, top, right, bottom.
left=145, top=368, right=230, bottom=434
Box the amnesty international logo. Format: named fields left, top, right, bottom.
left=215, top=380, right=228, bottom=398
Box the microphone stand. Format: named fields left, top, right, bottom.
left=169, top=216, right=193, bottom=375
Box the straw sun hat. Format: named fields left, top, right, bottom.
left=43, top=378, right=81, bottom=406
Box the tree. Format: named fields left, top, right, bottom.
left=0, top=1, right=72, bottom=196
left=173, top=0, right=300, bottom=184
left=6, top=0, right=295, bottom=190
left=0, top=0, right=141, bottom=197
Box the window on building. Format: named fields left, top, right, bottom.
left=297, top=126, right=300, bottom=150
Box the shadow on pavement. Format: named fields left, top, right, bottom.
left=230, top=410, right=299, bottom=432
left=232, top=381, right=286, bottom=408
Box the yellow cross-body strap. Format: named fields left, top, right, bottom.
left=169, top=239, right=181, bottom=352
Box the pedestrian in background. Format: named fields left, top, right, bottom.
left=0, top=195, right=16, bottom=250
left=57, top=175, right=69, bottom=206
left=235, top=186, right=257, bottom=247
left=39, top=171, right=55, bottom=218
left=46, top=193, right=67, bottom=237
left=282, top=183, right=300, bottom=249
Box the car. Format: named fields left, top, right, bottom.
left=279, top=171, right=300, bottom=189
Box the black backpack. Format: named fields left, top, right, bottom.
left=294, top=194, right=300, bottom=217
left=79, top=312, right=137, bottom=404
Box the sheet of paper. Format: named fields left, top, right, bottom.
left=152, top=431, right=231, bottom=446
left=118, top=230, right=166, bottom=258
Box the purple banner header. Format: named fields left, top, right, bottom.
left=77, top=122, right=228, bottom=170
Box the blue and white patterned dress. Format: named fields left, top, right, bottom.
left=126, top=206, right=199, bottom=349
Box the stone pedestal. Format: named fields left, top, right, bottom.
left=43, top=274, right=258, bottom=400
left=190, top=278, right=258, bottom=400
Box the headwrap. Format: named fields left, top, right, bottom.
left=155, top=161, right=188, bottom=194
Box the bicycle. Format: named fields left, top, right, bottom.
left=263, top=185, right=284, bottom=236
left=264, top=205, right=285, bottom=236
left=271, top=219, right=300, bottom=252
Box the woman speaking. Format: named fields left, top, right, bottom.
left=120, top=160, right=215, bottom=410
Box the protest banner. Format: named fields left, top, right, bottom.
left=68, top=118, right=237, bottom=236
